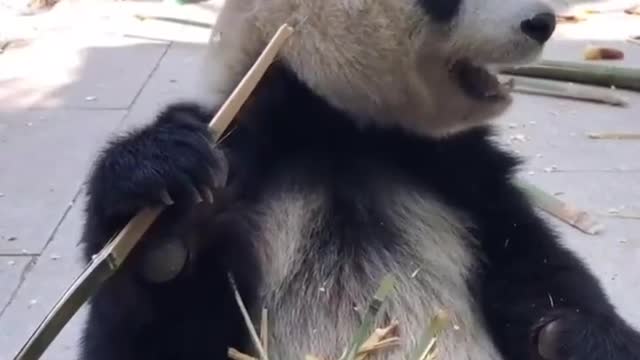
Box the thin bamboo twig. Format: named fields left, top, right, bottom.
left=13, top=23, right=295, bottom=360
left=229, top=274, right=269, bottom=360
left=260, top=308, right=269, bottom=355
left=502, top=75, right=627, bottom=106
left=500, top=60, right=640, bottom=92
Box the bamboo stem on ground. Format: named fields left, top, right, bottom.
left=502, top=75, right=627, bottom=106
left=500, top=60, right=640, bottom=92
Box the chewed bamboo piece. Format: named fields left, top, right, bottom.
left=515, top=179, right=603, bottom=235
left=13, top=23, right=295, bottom=360
left=355, top=322, right=401, bottom=360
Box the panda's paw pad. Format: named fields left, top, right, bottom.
left=537, top=315, right=573, bottom=360
left=536, top=311, right=640, bottom=360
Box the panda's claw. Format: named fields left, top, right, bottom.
left=87, top=102, right=228, bottom=223
left=200, top=186, right=215, bottom=204
left=160, top=190, right=174, bottom=206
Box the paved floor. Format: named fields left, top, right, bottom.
left=0, top=0, right=639, bottom=359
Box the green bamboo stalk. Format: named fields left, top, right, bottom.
left=514, top=179, right=603, bottom=235
left=502, top=75, right=628, bottom=106
left=500, top=60, right=640, bottom=92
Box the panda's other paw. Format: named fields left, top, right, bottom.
left=536, top=311, right=640, bottom=360
left=87, top=102, right=228, bottom=222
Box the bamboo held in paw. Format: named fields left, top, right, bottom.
left=13, top=23, right=295, bottom=360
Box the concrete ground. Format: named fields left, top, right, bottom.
left=0, top=0, right=639, bottom=359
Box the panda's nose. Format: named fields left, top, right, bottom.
left=520, top=12, right=556, bottom=44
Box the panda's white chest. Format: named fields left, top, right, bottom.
left=252, top=186, right=503, bottom=360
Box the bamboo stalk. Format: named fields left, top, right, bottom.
left=515, top=179, right=603, bottom=235
left=13, top=23, right=295, bottom=360
left=587, top=132, right=640, bottom=140
left=501, top=76, right=628, bottom=106
left=502, top=75, right=627, bottom=106
left=500, top=60, right=640, bottom=92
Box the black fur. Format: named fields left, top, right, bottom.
left=80, top=62, right=640, bottom=360
left=418, top=0, right=462, bottom=22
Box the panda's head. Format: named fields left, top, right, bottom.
left=206, top=0, right=556, bottom=137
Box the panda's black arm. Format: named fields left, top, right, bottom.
left=421, top=128, right=640, bottom=359
left=78, top=102, right=262, bottom=360
left=475, top=184, right=640, bottom=360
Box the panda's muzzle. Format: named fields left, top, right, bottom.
left=449, top=59, right=513, bottom=101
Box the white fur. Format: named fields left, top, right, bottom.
left=252, top=186, right=502, bottom=360
left=203, top=0, right=554, bottom=137
left=200, top=0, right=557, bottom=358
left=450, top=0, right=555, bottom=64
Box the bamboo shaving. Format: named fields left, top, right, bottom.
left=355, top=322, right=400, bottom=360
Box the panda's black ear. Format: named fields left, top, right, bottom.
left=417, top=0, right=461, bottom=22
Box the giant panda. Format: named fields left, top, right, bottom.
left=79, top=0, right=640, bottom=359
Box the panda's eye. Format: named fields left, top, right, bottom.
left=417, top=0, right=461, bottom=22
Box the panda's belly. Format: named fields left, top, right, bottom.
left=252, top=187, right=503, bottom=360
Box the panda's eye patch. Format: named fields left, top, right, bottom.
left=417, top=0, right=461, bottom=22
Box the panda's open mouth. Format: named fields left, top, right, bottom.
left=449, top=59, right=513, bottom=101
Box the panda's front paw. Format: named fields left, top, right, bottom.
left=536, top=311, right=640, bottom=360
left=87, top=102, right=228, bottom=222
